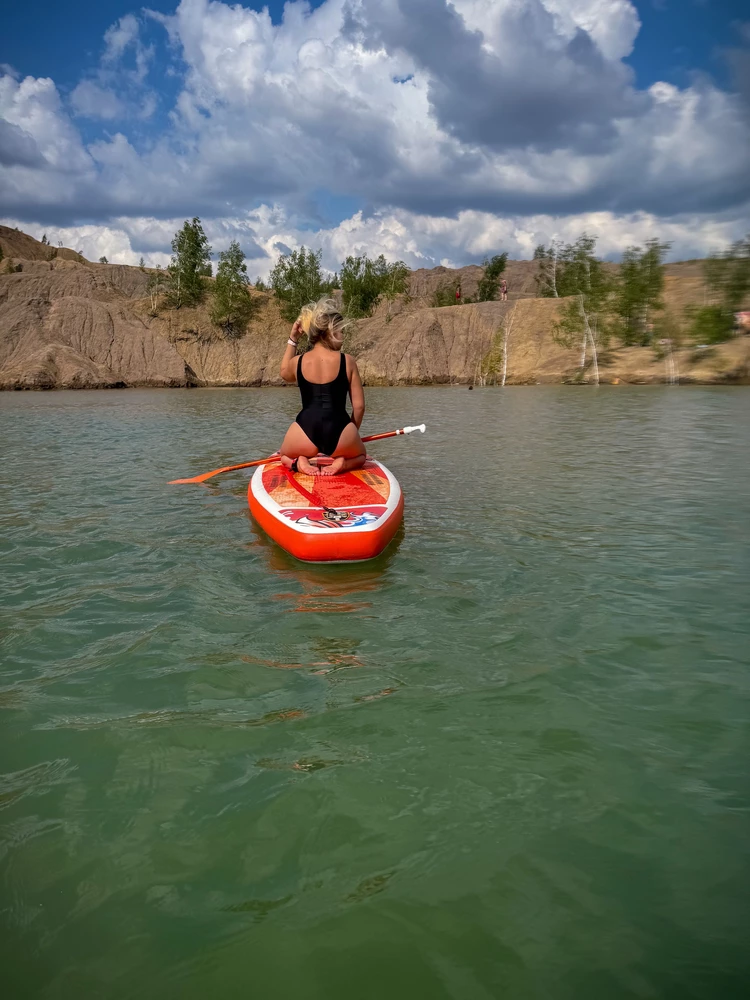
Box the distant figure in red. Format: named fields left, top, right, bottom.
left=500, top=278, right=508, bottom=302
left=455, top=284, right=461, bottom=303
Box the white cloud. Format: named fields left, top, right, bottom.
left=3, top=203, right=744, bottom=277
left=69, top=12, right=156, bottom=123
left=0, top=0, right=748, bottom=259
left=103, top=14, right=142, bottom=62
left=70, top=80, right=127, bottom=120
left=539, top=0, right=640, bottom=60
left=0, top=74, right=93, bottom=173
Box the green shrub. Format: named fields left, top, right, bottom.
left=270, top=247, right=328, bottom=322
left=211, top=241, right=255, bottom=339
left=167, top=218, right=212, bottom=308
left=340, top=254, right=408, bottom=318
left=477, top=253, right=508, bottom=301
left=687, top=305, right=735, bottom=345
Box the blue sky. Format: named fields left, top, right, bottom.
left=3, top=3, right=319, bottom=85
left=1, top=1, right=749, bottom=270
left=626, top=0, right=747, bottom=89
left=4, top=1, right=745, bottom=92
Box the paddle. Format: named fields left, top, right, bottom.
left=168, top=424, right=426, bottom=484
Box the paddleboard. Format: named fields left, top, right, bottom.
left=248, top=458, right=403, bottom=562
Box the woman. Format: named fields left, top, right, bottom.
left=279, top=298, right=366, bottom=477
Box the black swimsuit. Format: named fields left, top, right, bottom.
left=296, top=352, right=354, bottom=456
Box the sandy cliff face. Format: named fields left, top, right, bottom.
left=352, top=289, right=750, bottom=386
left=0, top=235, right=194, bottom=389
left=352, top=301, right=510, bottom=384
left=1, top=226, right=748, bottom=389
left=0, top=226, right=84, bottom=264
left=150, top=297, right=290, bottom=387
left=406, top=259, right=540, bottom=305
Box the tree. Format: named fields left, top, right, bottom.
left=211, top=241, right=254, bottom=338
left=270, top=247, right=327, bottom=322
left=341, top=255, right=378, bottom=316
left=552, top=234, right=612, bottom=384
left=147, top=265, right=166, bottom=315
left=382, top=260, right=409, bottom=320
left=323, top=271, right=339, bottom=294
left=651, top=309, right=683, bottom=384
left=689, top=236, right=750, bottom=343
left=255, top=277, right=268, bottom=291
left=501, top=303, right=518, bottom=386
left=614, top=239, right=671, bottom=345
left=477, top=253, right=508, bottom=301
left=340, top=254, right=409, bottom=318
left=41, top=234, right=48, bottom=245
left=139, top=256, right=145, bottom=271
left=99, top=256, right=109, bottom=264
left=167, top=218, right=212, bottom=308
left=534, top=241, right=563, bottom=297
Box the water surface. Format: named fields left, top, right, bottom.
left=1, top=386, right=749, bottom=999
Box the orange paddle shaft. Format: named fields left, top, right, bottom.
left=168, top=424, right=426, bottom=484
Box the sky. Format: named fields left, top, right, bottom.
left=1, top=0, right=749, bottom=275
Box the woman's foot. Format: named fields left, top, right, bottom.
left=320, top=456, right=345, bottom=476
left=321, top=455, right=368, bottom=475
left=297, top=455, right=319, bottom=476
left=281, top=454, right=319, bottom=475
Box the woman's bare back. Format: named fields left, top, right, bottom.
left=296, top=346, right=349, bottom=383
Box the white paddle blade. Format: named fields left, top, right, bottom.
left=403, top=424, right=426, bottom=434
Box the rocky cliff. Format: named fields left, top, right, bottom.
left=1, top=226, right=748, bottom=389
left=0, top=241, right=191, bottom=389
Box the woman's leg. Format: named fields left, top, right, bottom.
left=321, top=423, right=367, bottom=476
left=279, top=422, right=320, bottom=476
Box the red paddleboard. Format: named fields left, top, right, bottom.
left=248, top=458, right=403, bottom=563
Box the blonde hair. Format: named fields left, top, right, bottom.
left=298, top=298, right=346, bottom=350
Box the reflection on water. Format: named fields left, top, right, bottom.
left=249, top=514, right=404, bottom=613
left=243, top=637, right=366, bottom=674
left=1, top=387, right=749, bottom=1000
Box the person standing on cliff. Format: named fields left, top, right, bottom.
left=500, top=278, right=508, bottom=302
left=278, top=298, right=367, bottom=477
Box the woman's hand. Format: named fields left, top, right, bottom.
left=281, top=321, right=302, bottom=381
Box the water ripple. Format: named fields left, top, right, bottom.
left=0, top=387, right=749, bottom=999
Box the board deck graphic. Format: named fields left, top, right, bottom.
left=248, top=458, right=403, bottom=562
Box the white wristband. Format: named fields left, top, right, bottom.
left=287, top=339, right=298, bottom=348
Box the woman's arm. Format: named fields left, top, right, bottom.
left=280, top=321, right=302, bottom=382
left=348, top=357, right=365, bottom=428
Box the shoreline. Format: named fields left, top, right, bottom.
left=4, top=378, right=750, bottom=393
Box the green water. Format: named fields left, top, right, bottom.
left=1, top=387, right=749, bottom=999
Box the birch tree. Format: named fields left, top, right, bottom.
left=147, top=265, right=166, bottom=315
left=340, top=254, right=409, bottom=318
left=383, top=260, right=410, bottom=321
left=270, top=247, right=327, bottom=322
left=614, top=239, right=670, bottom=345
left=552, top=235, right=611, bottom=384
left=534, top=241, right=562, bottom=297
left=477, top=253, right=508, bottom=301
left=501, top=303, right=518, bottom=386
left=167, top=218, right=212, bottom=308
left=211, top=241, right=254, bottom=338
